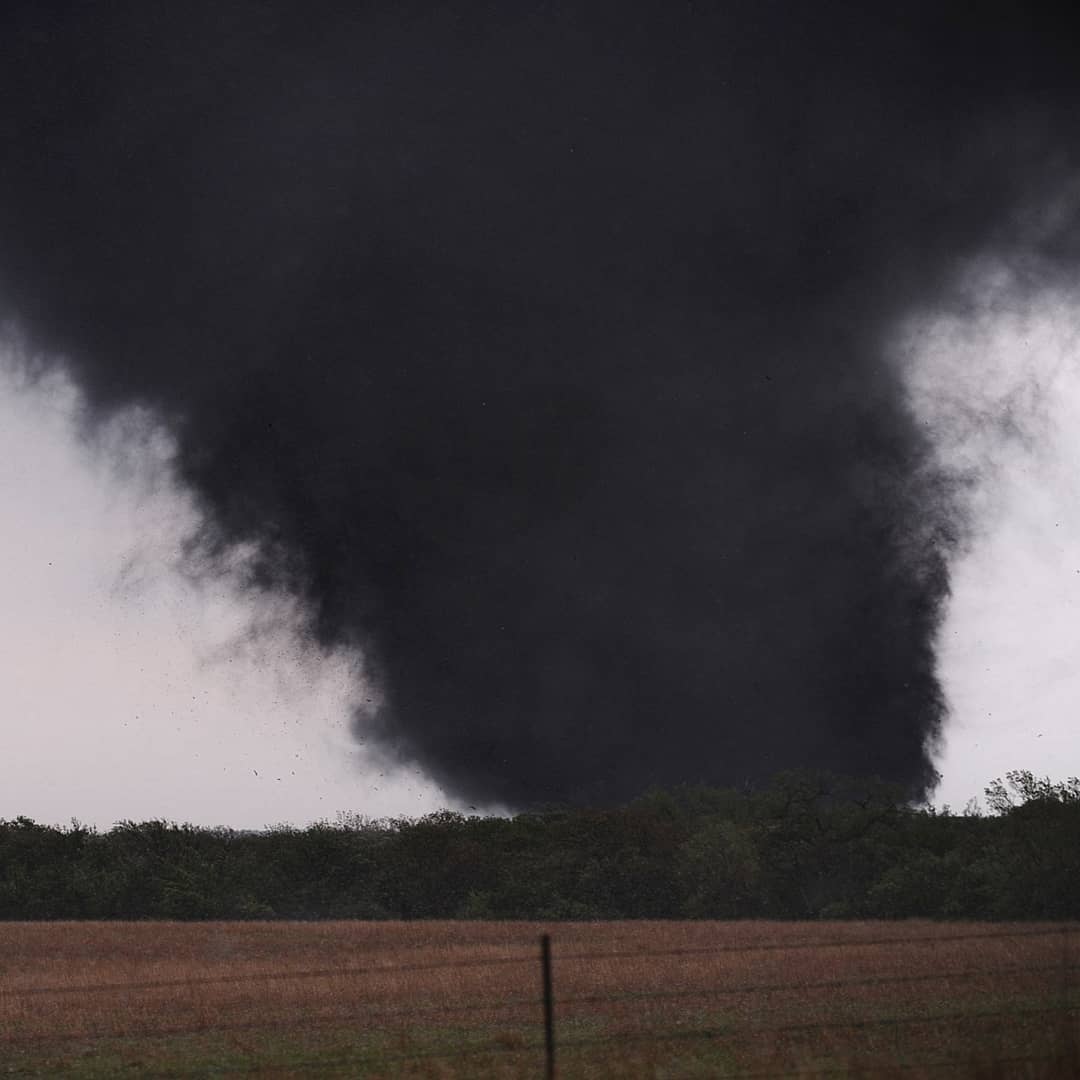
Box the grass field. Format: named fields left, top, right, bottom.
left=0, top=920, right=1077, bottom=1077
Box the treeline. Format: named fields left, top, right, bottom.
left=1, top=770, right=1078, bottom=920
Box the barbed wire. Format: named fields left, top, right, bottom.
left=38, top=1032, right=550, bottom=1080
left=1, top=926, right=1075, bottom=1078
left=556, top=1000, right=1079, bottom=1054
left=147, top=1007, right=1080, bottom=1080
left=554, top=924, right=1074, bottom=965
left=556, top=960, right=1080, bottom=1008
left=171, top=1036, right=1078, bottom=1080
left=8, top=1039, right=1069, bottom=1080
left=6, top=957, right=1072, bottom=1049
left=0, top=993, right=540, bottom=1045
left=0, top=951, right=536, bottom=999
left=259, top=1037, right=545, bottom=1079
left=764, top=1000, right=1079, bottom=1038
left=0, top=924, right=1070, bottom=1001
left=677, top=1050, right=1080, bottom=1080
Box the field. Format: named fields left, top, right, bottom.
left=0, top=920, right=1077, bottom=1078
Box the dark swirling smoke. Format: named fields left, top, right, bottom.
left=1, top=3, right=1079, bottom=807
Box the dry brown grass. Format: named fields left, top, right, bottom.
left=0, top=920, right=1076, bottom=1077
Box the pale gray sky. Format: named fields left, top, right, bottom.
left=0, top=353, right=458, bottom=828
left=901, top=260, right=1080, bottom=810
left=2, top=270, right=1078, bottom=827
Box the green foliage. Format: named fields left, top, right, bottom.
left=677, top=818, right=760, bottom=917
left=985, top=770, right=1080, bottom=813
left=0, top=770, right=1077, bottom=920
left=978, top=770, right=1080, bottom=918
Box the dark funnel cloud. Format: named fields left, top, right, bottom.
left=2, top=3, right=1079, bottom=806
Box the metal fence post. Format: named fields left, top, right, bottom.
left=1063, top=925, right=1078, bottom=1072
left=541, top=933, right=556, bottom=1079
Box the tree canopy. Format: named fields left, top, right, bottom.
left=1, top=771, right=1077, bottom=920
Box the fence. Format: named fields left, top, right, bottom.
left=0, top=923, right=1076, bottom=1077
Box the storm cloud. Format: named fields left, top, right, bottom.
left=2, top=2, right=1079, bottom=806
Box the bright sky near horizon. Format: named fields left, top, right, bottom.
left=901, top=267, right=1080, bottom=812
left=0, top=354, right=459, bottom=828
left=2, top=276, right=1079, bottom=828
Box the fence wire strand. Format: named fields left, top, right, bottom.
left=0, top=923, right=1069, bottom=1001
left=554, top=924, right=1071, bottom=965
left=557, top=960, right=1080, bottom=1009
left=0, top=924, right=1075, bottom=1077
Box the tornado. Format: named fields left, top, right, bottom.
left=2, top=2, right=1078, bottom=806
